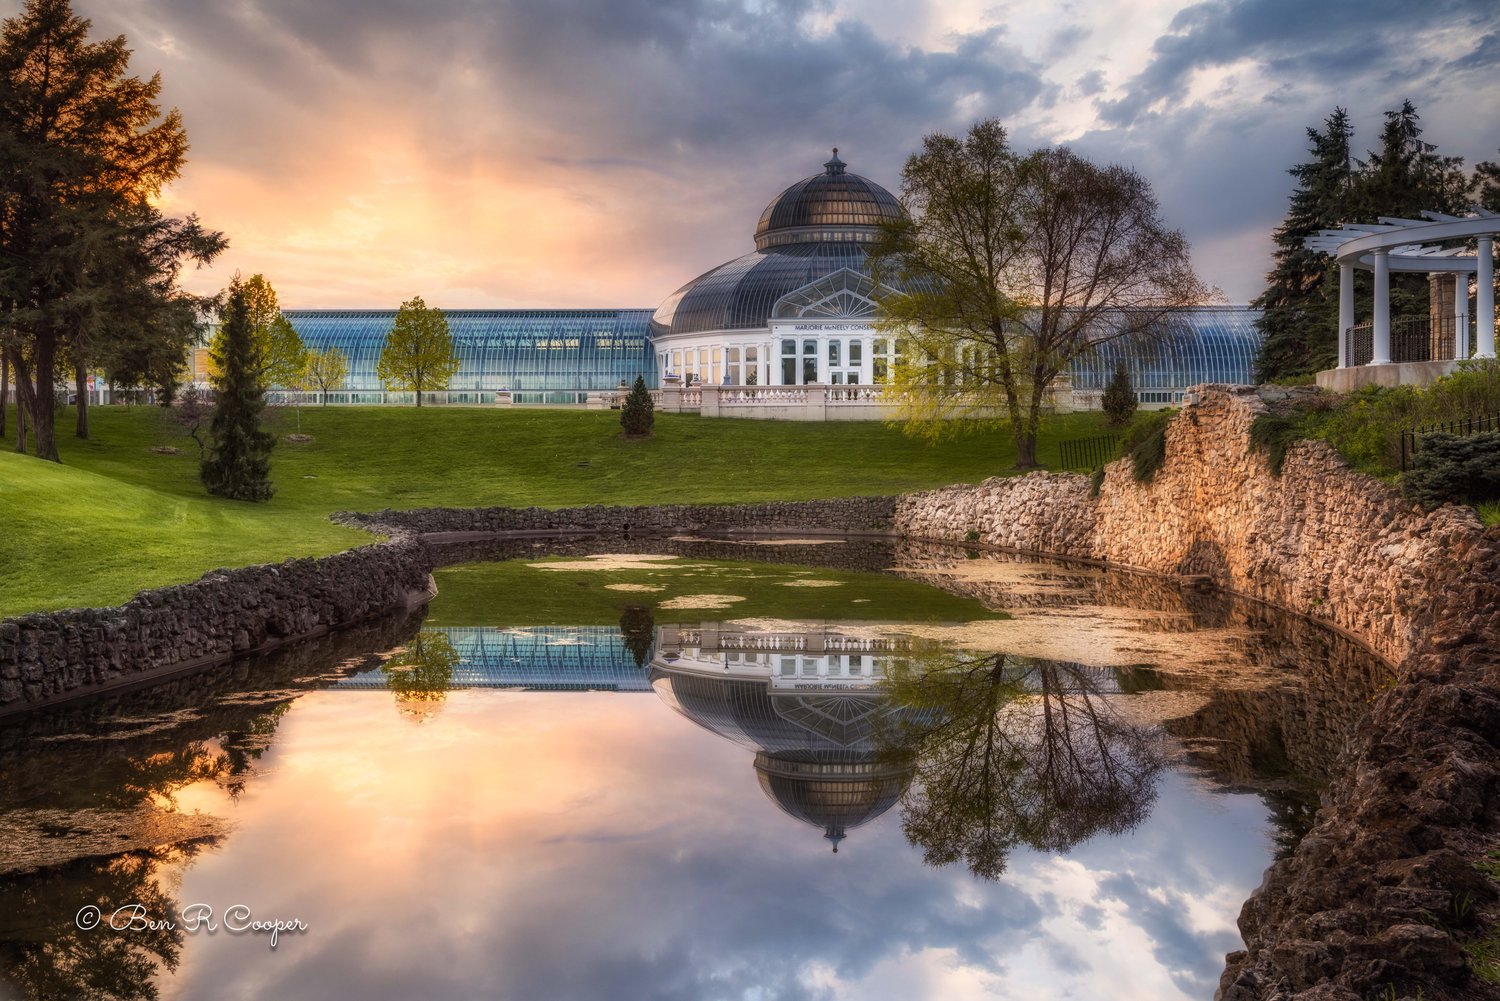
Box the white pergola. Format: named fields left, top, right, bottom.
left=1304, top=208, right=1498, bottom=367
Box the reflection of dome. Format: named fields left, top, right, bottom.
left=651, top=668, right=914, bottom=850
left=649, top=151, right=909, bottom=339
left=754, top=752, right=910, bottom=853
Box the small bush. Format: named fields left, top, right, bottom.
left=620, top=375, right=655, bottom=437
left=1102, top=364, right=1137, bottom=428
left=1088, top=466, right=1105, bottom=499
left=1120, top=409, right=1174, bottom=484
left=1402, top=432, right=1500, bottom=509
left=1249, top=413, right=1304, bottom=477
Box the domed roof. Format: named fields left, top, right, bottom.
left=753, top=150, right=906, bottom=250
left=650, top=151, right=909, bottom=340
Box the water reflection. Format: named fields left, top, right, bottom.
left=879, top=652, right=1162, bottom=880
left=0, top=552, right=1393, bottom=1001
left=381, top=630, right=459, bottom=723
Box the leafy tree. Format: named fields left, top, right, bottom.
left=303, top=346, right=349, bottom=405
left=1101, top=363, right=1137, bottom=427
left=620, top=374, right=654, bottom=437
left=1252, top=109, right=1356, bottom=382
left=200, top=279, right=274, bottom=501
left=0, top=0, right=196, bottom=462
left=375, top=295, right=458, bottom=406
left=871, top=120, right=1210, bottom=469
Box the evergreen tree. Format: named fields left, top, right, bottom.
left=1473, top=153, right=1500, bottom=212
left=1252, top=109, right=1355, bottom=382
left=375, top=296, right=458, bottom=406
left=201, top=280, right=274, bottom=501
left=0, top=0, right=198, bottom=462
left=620, top=375, right=654, bottom=437
left=1101, top=363, right=1137, bottom=427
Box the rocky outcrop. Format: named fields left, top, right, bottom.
left=0, top=538, right=434, bottom=716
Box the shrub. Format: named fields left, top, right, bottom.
left=1249, top=413, right=1304, bottom=477
left=1402, top=432, right=1500, bottom=509
left=1088, top=466, right=1105, bottom=499
left=1120, top=409, right=1174, bottom=484
left=1102, top=364, right=1137, bottom=428
left=620, top=375, right=655, bottom=437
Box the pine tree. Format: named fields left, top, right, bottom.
left=1101, top=363, right=1137, bottom=427
left=620, top=375, right=654, bottom=437
left=201, top=280, right=275, bottom=501
left=1473, top=153, right=1500, bottom=212
left=1252, top=109, right=1355, bottom=382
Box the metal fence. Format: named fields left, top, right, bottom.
left=1058, top=433, right=1121, bottom=471
left=1345, top=315, right=1475, bottom=366
left=1400, top=413, right=1500, bottom=471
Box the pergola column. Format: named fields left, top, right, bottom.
left=1478, top=237, right=1496, bottom=360
left=1338, top=264, right=1354, bottom=368
left=1372, top=248, right=1391, bottom=365
left=1456, top=272, right=1471, bottom=360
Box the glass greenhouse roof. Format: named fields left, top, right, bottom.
left=282, top=308, right=656, bottom=400
left=1069, top=307, right=1263, bottom=393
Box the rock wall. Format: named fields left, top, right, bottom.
left=892, top=386, right=1484, bottom=666
left=0, top=538, right=434, bottom=716
left=337, top=496, right=899, bottom=538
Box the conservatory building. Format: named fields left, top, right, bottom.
left=215, top=148, right=1264, bottom=413
left=645, top=150, right=1264, bottom=409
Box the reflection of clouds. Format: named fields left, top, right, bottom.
left=162, top=692, right=1272, bottom=1001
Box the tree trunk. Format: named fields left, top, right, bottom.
left=1, top=351, right=8, bottom=440
left=74, top=363, right=89, bottom=439
left=11, top=351, right=35, bottom=455
left=1013, top=430, right=1038, bottom=470
left=32, top=332, right=60, bottom=462
left=415, top=387, right=423, bottom=408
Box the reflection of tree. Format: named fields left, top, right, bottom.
left=0, top=844, right=206, bottom=1001
left=383, top=631, right=459, bottom=722
left=618, top=606, right=655, bottom=669
left=879, top=652, right=1163, bottom=880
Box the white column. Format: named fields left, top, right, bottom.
left=1372, top=249, right=1391, bottom=365
left=1456, top=272, right=1471, bottom=360
left=1478, top=237, right=1496, bottom=360
left=1338, top=263, right=1354, bottom=368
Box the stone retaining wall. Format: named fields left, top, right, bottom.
left=891, top=386, right=1484, bottom=667
left=336, top=496, right=899, bottom=538
left=0, top=538, right=434, bottom=716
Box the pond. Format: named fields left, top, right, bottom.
left=0, top=538, right=1389, bottom=1001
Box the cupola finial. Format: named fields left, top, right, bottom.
left=824, top=148, right=846, bottom=176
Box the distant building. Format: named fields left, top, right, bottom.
left=242, top=150, right=1262, bottom=410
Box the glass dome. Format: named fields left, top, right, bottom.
left=753, top=150, right=907, bottom=250
left=649, top=151, right=908, bottom=340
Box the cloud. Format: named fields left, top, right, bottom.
left=73, top=0, right=1500, bottom=308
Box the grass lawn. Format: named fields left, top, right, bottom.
left=0, top=403, right=1108, bottom=616
left=424, top=556, right=1009, bottom=627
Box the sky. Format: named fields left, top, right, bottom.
left=73, top=0, right=1500, bottom=309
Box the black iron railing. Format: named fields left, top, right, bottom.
left=1059, top=433, right=1121, bottom=472
left=1400, top=413, right=1500, bottom=471
left=1345, top=315, right=1475, bottom=366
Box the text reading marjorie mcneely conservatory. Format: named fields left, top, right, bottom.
left=75, top=903, right=308, bottom=949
